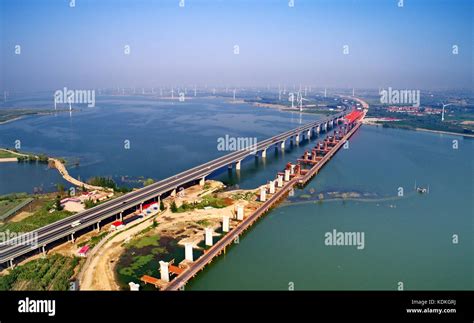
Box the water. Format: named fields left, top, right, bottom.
left=187, top=126, right=474, bottom=290
left=0, top=96, right=472, bottom=290
left=0, top=95, right=319, bottom=193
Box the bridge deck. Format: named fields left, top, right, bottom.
left=163, top=118, right=365, bottom=291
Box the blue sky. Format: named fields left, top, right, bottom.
left=0, top=0, right=472, bottom=91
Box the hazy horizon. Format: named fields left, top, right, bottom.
left=1, top=0, right=472, bottom=92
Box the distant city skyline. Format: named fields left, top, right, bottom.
left=0, top=0, right=472, bottom=91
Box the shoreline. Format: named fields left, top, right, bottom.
left=362, top=122, right=474, bottom=138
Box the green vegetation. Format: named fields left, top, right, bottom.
left=87, top=176, right=132, bottom=193
left=116, top=233, right=177, bottom=289
left=0, top=108, right=65, bottom=124
left=231, top=191, right=255, bottom=201
left=170, top=200, right=178, bottom=212
left=143, top=178, right=155, bottom=187
left=171, top=194, right=230, bottom=213
left=159, top=200, right=165, bottom=211
left=0, top=193, right=32, bottom=220
left=0, top=200, right=73, bottom=233
left=368, top=106, right=474, bottom=134
left=0, top=150, right=18, bottom=159
left=0, top=254, right=80, bottom=291
left=84, top=199, right=97, bottom=209
left=78, top=232, right=108, bottom=249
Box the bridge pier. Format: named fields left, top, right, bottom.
left=268, top=180, right=275, bottom=194
left=171, top=188, right=177, bottom=197
left=9, top=259, right=14, bottom=269
left=205, top=228, right=214, bottom=246
left=261, top=148, right=267, bottom=158
left=236, top=205, right=244, bottom=221
left=284, top=169, right=290, bottom=181
left=277, top=175, right=283, bottom=187
left=70, top=233, right=75, bottom=244
left=139, top=203, right=143, bottom=212
left=199, top=176, right=206, bottom=186
left=42, top=245, right=46, bottom=257
left=295, top=133, right=300, bottom=144
left=260, top=187, right=267, bottom=202
left=307, top=129, right=311, bottom=139
left=280, top=141, right=285, bottom=150
left=96, top=221, right=101, bottom=232
left=119, top=211, right=123, bottom=221
left=222, top=215, right=230, bottom=232
left=159, top=261, right=170, bottom=282
left=185, top=243, right=193, bottom=262
left=235, top=160, right=241, bottom=170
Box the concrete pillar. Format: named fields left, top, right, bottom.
left=237, top=205, right=244, bottom=220
left=277, top=175, right=283, bottom=187
left=171, top=189, right=176, bottom=197
left=42, top=245, right=46, bottom=257
left=295, top=134, right=300, bottom=143
left=199, top=176, right=205, bottom=186
left=96, top=221, right=100, bottom=232
left=284, top=169, right=290, bottom=181
left=290, top=164, right=295, bottom=175
left=222, top=215, right=230, bottom=232
left=129, top=282, right=140, bottom=291
left=159, top=261, right=170, bottom=282
left=307, top=129, right=311, bottom=139
left=9, top=259, right=14, bottom=269
left=235, top=160, right=241, bottom=170
left=205, top=228, right=213, bottom=246
left=119, top=211, right=123, bottom=221
left=260, top=187, right=266, bottom=202
left=140, top=203, right=143, bottom=212
left=316, top=126, right=320, bottom=134
left=280, top=141, right=285, bottom=150
left=261, top=149, right=267, bottom=158
left=71, top=233, right=75, bottom=243
left=185, top=243, right=193, bottom=262
left=269, top=180, right=275, bottom=194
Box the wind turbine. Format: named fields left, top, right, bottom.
left=441, top=103, right=453, bottom=122
left=289, top=92, right=295, bottom=109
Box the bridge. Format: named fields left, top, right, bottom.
left=163, top=109, right=366, bottom=291
left=0, top=109, right=350, bottom=267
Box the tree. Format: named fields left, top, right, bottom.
left=55, top=196, right=63, bottom=211
left=170, top=201, right=178, bottom=213
left=143, top=178, right=155, bottom=187
left=57, top=183, right=64, bottom=195
left=159, top=200, right=165, bottom=211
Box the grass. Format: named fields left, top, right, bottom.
left=0, top=254, right=80, bottom=291
left=125, top=235, right=160, bottom=249
left=0, top=198, right=29, bottom=216
left=174, top=194, right=231, bottom=213
left=0, top=200, right=73, bottom=233
left=0, top=150, right=18, bottom=159
left=78, top=232, right=108, bottom=248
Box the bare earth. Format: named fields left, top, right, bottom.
left=79, top=180, right=259, bottom=290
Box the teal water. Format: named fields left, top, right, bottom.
left=186, top=126, right=473, bottom=290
